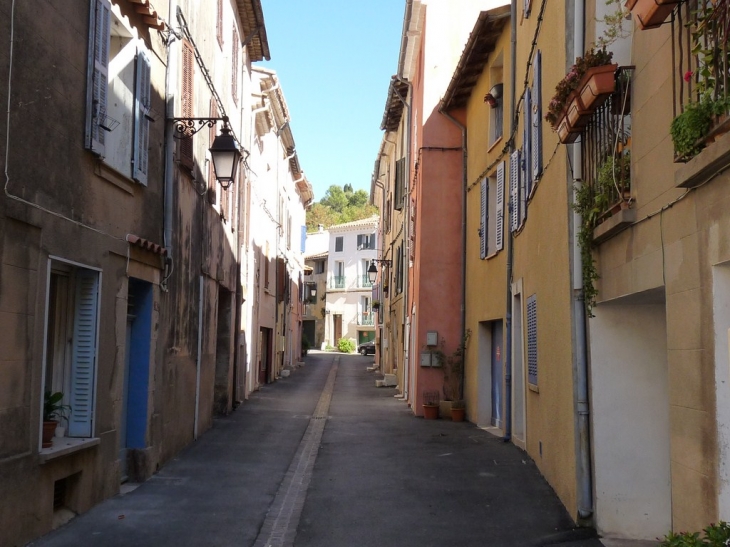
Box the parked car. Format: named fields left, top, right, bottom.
left=357, top=340, right=375, bottom=355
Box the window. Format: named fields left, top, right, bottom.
left=510, top=149, right=526, bottom=232
left=335, top=236, right=343, bottom=252
left=531, top=50, right=543, bottom=184
left=315, top=260, right=325, bottom=275
left=490, top=82, right=504, bottom=145
left=357, top=234, right=375, bottom=250
left=395, top=243, right=404, bottom=295
left=85, top=0, right=152, bottom=184
left=527, top=294, right=537, bottom=386
left=264, top=243, right=270, bottom=289
left=43, top=262, right=101, bottom=439
left=480, top=162, right=505, bottom=258
left=394, top=158, right=406, bottom=211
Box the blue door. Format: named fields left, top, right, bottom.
left=491, top=321, right=504, bottom=428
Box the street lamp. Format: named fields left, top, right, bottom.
left=171, top=115, right=243, bottom=189
left=367, top=259, right=392, bottom=284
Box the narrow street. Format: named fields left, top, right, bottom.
left=28, top=352, right=604, bottom=547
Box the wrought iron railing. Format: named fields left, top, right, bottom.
left=358, top=312, right=375, bottom=326
left=580, top=67, right=633, bottom=222
left=358, top=275, right=373, bottom=288
left=329, top=276, right=346, bottom=289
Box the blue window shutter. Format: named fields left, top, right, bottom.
left=527, top=294, right=538, bottom=386
left=496, top=162, right=505, bottom=251
left=480, top=178, right=487, bottom=259
left=523, top=87, right=532, bottom=198
left=133, top=49, right=151, bottom=185
left=532, top=50, right=543, bottom=182
left=85, top=0, right=111, bottom=155
left=301, top=226, right=307, bottom=253
left=510, top=151, right=520, bottom=232
left=520, top=149, right=527, bottom=226
left=69, top=270, right=100, bottom=437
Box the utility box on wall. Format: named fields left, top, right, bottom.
left=426, top=331, right=438, bottom=346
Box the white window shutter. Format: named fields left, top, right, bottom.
left=532, top=50, right=543, bottom=182
left=133, top=49, right=151, bottom=185
left=68, top=270, right=100, bottom=438
left=85, top=0, right=111, bottom=155
left=527, top=294, right=538, bottom=385
left=510, top=150, right=520, bottom=232
left=480, top=178, right=487, bottom=259
left=496, top=162, right=505, bottom=251
left=520, top=149, right=527, bottom=226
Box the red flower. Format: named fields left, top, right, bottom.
left=684, top=70, right=694, bottom=83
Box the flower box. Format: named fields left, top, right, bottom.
left=567, top=95, right=591, bottom=129
left=625, top=0, right=678, bottom=31
left=578, top=64, right=618, bottom=111
left=556, top=115, right=581, bottom=144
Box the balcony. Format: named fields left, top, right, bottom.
left=358, top=275, right=373, bottom=289
left=358, top=312, right=375, bottom=326
left=578, top=67, right=635, bottom=244
left=671, top=0, right=730, bottom=167
left=329, top=276, right=346, bottom=289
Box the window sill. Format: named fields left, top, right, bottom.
left=95, top=161, right=135, bottom=195
left=487, top=136, right=503, bottom=153
left=675, top=129, right=730, bottom=189
left=39, top=437, right=100, bottom=464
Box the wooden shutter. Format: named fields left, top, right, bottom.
left=394, top=158, right=405, bottom=210
left=523, top=87, right=532, bottom=199
left=216, top=0, right=223, bottom=48
left=527, top=294, right=538, bottom=386
left=208, top=99, right=218, bottom=204
left=133, top=49, right=151, bottom=185
left=232, top=26, right=239, bottom=104
left=85, top=0, right=111, bottom=155
left=532, top=50, right=543, bottom=183
left=480, top=178, right=487, bottom=259
left=510, top=151, right=520, bottom=232
left=68, top=270, right=100, bottom=437
left=496, top=162, right=505, bottom=251
left=519, top=148, right=527, bottom=226
left=180, top=40, right=195, bottom=170
left=357, top=235, right=364, bottom=249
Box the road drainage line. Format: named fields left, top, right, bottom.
left=253, top=357, right=339, bottom=547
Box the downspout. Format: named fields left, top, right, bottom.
left=393, top=75, right=412, bottom=401
left=163, top=0, right=179, bottom=288
left=572, top=0, right=594, bottom=522
left=194, top=274, right=204, bottom=439
left=437, top=109, right=467, bottom=400
left=502, top=0, right=519, bottom=443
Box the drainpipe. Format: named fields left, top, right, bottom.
left=437, top=108, right=467, bottom=401
left=572, top=0, right=594, bottom=522
left=194, top=274, right=204, bottom=439
left=163, top=0, right=178, bottom=287
left=501, top=0, right=519, bottom=443
left=393, top=75, right=412, bottom=401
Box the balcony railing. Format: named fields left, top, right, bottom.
left=580, top=67, right=633, bottom=228
left=358, top=275, right=373, bottom=288
left=672, top=0, right=730, bottom=160
left=358, top=312, right=375, bottom=326
left=329, top=276, right=346, bottom=289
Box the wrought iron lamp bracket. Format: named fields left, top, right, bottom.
left=171, top=116, right=230, bottom=138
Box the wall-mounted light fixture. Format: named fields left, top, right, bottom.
left=484, top=83, right=503, bottom=109
left=171, top=115, right=243, bottom=189
left=367, top=258, right=392, bottom=284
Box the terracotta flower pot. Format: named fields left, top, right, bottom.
left=42, top=421, right=58, bottom=448
left=423, top=404, right=439, bottom=420
left=451, top=407, right=465, bottom=422
left=579, top=64, right=618, bottom=110
left=567, top=95, right=591, bottom=129
left=556, top=116, right=580, bottom=144
left=625, top=0, right=677, bottom=30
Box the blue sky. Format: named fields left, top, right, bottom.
left=259, top=1, right=405, bottom=202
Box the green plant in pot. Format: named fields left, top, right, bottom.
left=43, top=391, right=71, bottom=448
left=301, top=334, right=311, bottom=357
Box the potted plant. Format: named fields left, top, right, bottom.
left=450, top=399, right=466, bottom=422
left=546, top=48, right=616, bottom=142
left=372, top=300, right=380, bottom=311
left=43, top=391, right=71, bottom=448
left=422, top=390, right=440, bottom=420
left=433, top=330, right=471, bottom=419
left=625, top=0, right=677, bottom=31
left=301, top=334, right=311, bottom=357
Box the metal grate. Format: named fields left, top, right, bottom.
left=527, top=294, right=538, bottom=386
left=53, top=479, right=66, bottom=510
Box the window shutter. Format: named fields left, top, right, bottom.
left=133, top=49, right=151, bottom=185
left=231, top=26, right=239, bottom=104
left=394, top=158, right=405, bottom=211
left=480, top=178, right=487, bottom=259
left=301, top=226, right=307, bottom=253
left=524, top=0, right=532, bottom=18
left=510, top=150, right=520, bottom=232
left=532, top=50, right=543, bottom=182
left=208, top=100, right=218, bottom=204
left=357, top=235, right=364, bottom=249
left=527, top=294, right=538, bottom=386
left=85, top=0, right=111, bottom=155
left=180, top=40, right=195, bottom=170
left=496, top=162, right=505, bottom=251
left=216, top=0, right=223, bottom=48
left=68, top=270, right=100, bottom=437
left=523, top=87, right=532, bottom=198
